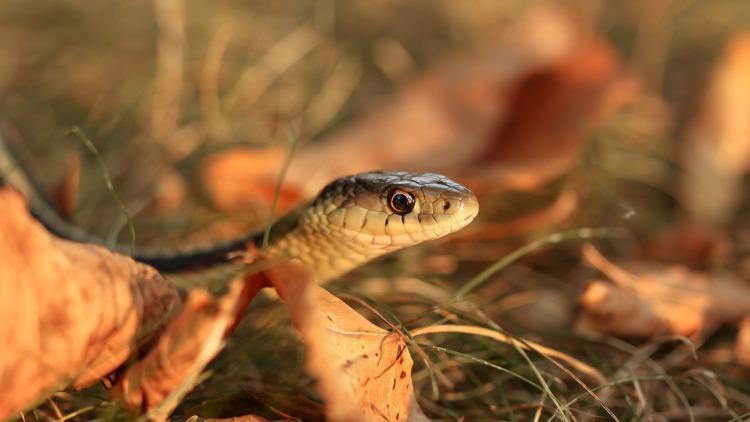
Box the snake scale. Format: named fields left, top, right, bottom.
left=0, top=134, right=479, bottom=282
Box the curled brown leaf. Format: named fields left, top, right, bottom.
left=200, top=7, right=628, bottom=209
left=0, top=188, right=181, bottom=419
left=578, top=244, right=750, bottom=338
left=113, top=271, right=268, bottom=418
left=259, top=262, right=428, bottom=422
left=736, top=315, right=750, bottom=366
left=682, top=32, right=750, bottom=225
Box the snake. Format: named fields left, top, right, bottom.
left=0, top=134, right=479, bottom=282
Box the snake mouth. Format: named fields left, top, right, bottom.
left=433, top=193, right=478, bottom=235
left=458, top=195, right=480, bottom=222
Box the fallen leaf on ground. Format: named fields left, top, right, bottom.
left=681, top=32, right=750, bottom=226
left=634, top=221, right=731, bottom=268
left=200, top=147, right=302, bottom=213
left=0, top=187, right=182, bottom=420
left=259, top=261, right=428, bottom=422
left=200, top=6, right=629, bottom=207
left=736, top=315, right=750, bottom=366
left=113, top=273, right=268, bottom=419
left=470, top=31, right=625, bottom=191
left=577, top=244, right=750, bottom=338
left=734, top=314, right=750, bottom=366
left=52, top=152, right=80, bottom=219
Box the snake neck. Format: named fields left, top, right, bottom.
left=264, top=224, right=396, bottom=283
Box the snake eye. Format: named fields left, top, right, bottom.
left=388, top=190, right=415, bottom=215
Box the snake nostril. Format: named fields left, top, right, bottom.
left=443, top=202, right=451, bottom=212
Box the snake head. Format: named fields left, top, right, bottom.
left=311, top=171, right=478, bottom=245
left=278, top=171, right=478, bottom=281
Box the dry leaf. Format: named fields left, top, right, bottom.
left=634, top=221, right=730, bottom=268
left=682, top=32, right=750, bottom=225
left=52, top=152, right=80, bottom=219
left=205, top=416, right=270, bottom=422
left=259, top=262, right=428, bottom=422
left=200, top=7, right=628, bottom=207
left=736, top=315, right=750, bottom=366
left=200, top=147, right=302, bottom=213
left=113, top=273, right=268, bottom=418
left=471, top=33, right=624, bottom=191
left=0, top=187, right=181, bottom=420
left=578, top=281, right=708, bottom=337
left=577, top=244, right=750, bottom=338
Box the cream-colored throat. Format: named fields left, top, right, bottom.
left=264, top=225, right=396, bottom=283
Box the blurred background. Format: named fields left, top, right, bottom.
left=3, top=0, right=750, bottom=419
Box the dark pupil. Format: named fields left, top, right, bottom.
left=391, top=193, right=413, bottom=213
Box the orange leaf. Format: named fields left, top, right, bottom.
left=52, top=152, right=80, bottom=219
left=682, top=32, right=750, bottom=225
left=736, top=315, right=750, bottom=366
left=205, top=417, right=270, bottom=422
left=472, top=31, right=625, bottom=191
left=112, top=272, right=267, bottom=418
left=260, top=262, right=428, bottom=422
left=200, top=147, right=302, bottom=213
left=199, top=7, right=629, bottom=206
left=634, top=221, right=730, bottom=268
left=577, top=244, right=750, bottom=338
left=0, top=188, right=181, bottom=419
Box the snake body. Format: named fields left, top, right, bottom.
left=0, top=135, right=478, bottom=281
